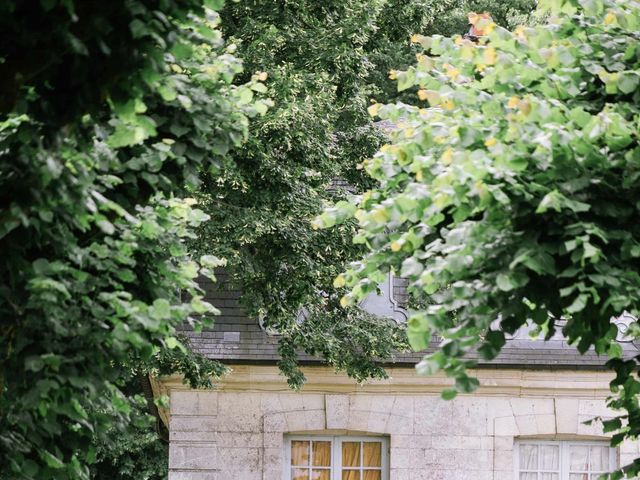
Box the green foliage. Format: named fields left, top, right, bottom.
left=194, top=0, right=535, bottom=388
left=194, top=0, right=416, bottom=387
left=90, top=391, right=168, bottom=480
left=365, top=0, right=536, bottom=104
left=0, top=2, right=263, bottom=478
left=321, top=0, right=640, bottom=476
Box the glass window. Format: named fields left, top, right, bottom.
left=285, top=436, right=388, bottom=480
left=516, top=440, right=616, bottom=480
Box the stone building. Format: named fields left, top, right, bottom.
left=152, top=273, right=640, bottom=479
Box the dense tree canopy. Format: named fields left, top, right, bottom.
left=321, top=0, right=640, bottom=476
left=0, top=0, right=543, bottom=478
left=194, top=0, right=535, bottom=387
left=0, top=1, right=264, bottom=478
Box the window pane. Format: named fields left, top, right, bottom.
left=364, top=471, right=381, bottom=480
left=292, top=468, right=309, bottom=480
left=342, top=442, right=361, bottom=467
left=589, top=446, right=609, bottom=472
left=569, top=446, right=589, bottom=472
left=541, top=474, right=558, bottom=480
left=342, top=470, right=361, bottom=480
left=520, top=474, right=537, bottom=480
left=540, top=445, right=560, bottom=470
left=311, top=470, right=330, bottom=480
left=570, top=475, right=588, bottom=480
left=520, top=445, right=538, bottom=470
left=292, top=441, right=310, bottom=466
left=363, top=442, right=382, bottom=467
left=313, top=442, right=331, bottom=467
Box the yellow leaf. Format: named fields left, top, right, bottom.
left=372, top=208, right=389, bottom=223
left=257, top=71, right=268, bottom=81
left=417, top=89, right=429, bottom=101
left=416, top=170, right=423, bottom=181
left=445, top=64, right=460, bottom=80
left=483, top=22, right=496, bottom=34
left=442, top=99, right=455, bottom=110
left=468, top=12, right=480, bottom=25
left=388, top=70, right=398, bottom=80
left=475, top=63, right=487, bottom=72
left=518, top=100, right=532, bottom=116
left=507, top=96, right=519, bottom=108
left=367, top=103, right=381, bottom=117
left=340, top=296, right=350, bottom=308
left=390, top=240, right=402, bottom=252
left=410, top=34, right=421, bottom=43
left=514, top=25, right=527, bottom=40
left=434, top=135, right=446, bottom=144
left=483, top=46, right=497, bottom=65
left=484, top=137, right=497, bottom=148
left=333, top=274, right=346, bottom=288
left=424, top=90, right=441, bottom=106
left=604, top=11, right=616, bottom=25
left=597, top=68, right=609, bottom=83
left=461, top=44, right=474, bottom=61
left=404, top=128, right=415, bottom=138
left=441, top=148, right=454, bottom=165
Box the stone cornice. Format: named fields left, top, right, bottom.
left=153, top=365, right=614, bottom=427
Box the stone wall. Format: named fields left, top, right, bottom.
left=160, top=367, right=639, bottom=480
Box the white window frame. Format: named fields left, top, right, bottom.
left=284, top=435, right=390, bottom=480
left=514, top=440, right=617, bottom=479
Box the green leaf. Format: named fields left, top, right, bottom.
left=41, top=451, right=65, bottom=469
left=251, top=82, right=268, bottom=93
left=158, top=84, right=177, bottom=102
left=441, top=388, right=458, bottom=400
left=566, top=293, right=588, bottom=314
left=496, top=273, right=516, bottom=292
left=618, top=72, right=640, bottom=94
left=150, top=298, right=171, bottom=320
left=171, top=42, right=193, bottom=61
left=455, top=376, right=480, bottom=393
left=129, top=19, right=149, bottom=39
left=204, top=0, right=225, bottom=9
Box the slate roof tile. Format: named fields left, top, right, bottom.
left=179, top=276, right=639, bottom=369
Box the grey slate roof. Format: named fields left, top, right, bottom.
left=178, top=273, right=639, bottom=369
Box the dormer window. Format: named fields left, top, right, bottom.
left=358, top=272, right=408, bottom=323
left=259, top=273, right=408, bottom=334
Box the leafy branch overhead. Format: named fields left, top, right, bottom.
left=320, top=0, right=640, bottom=476
left=0, top=1, right=269, bottom=478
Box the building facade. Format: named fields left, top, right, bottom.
left=153, top=274, right=640, bottom=479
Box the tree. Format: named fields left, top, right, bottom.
left=193, top=0, right=535, bottom=388
left=320, top=0, right=640, bottom=476
left=0, top=1, right=264, bottom=478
